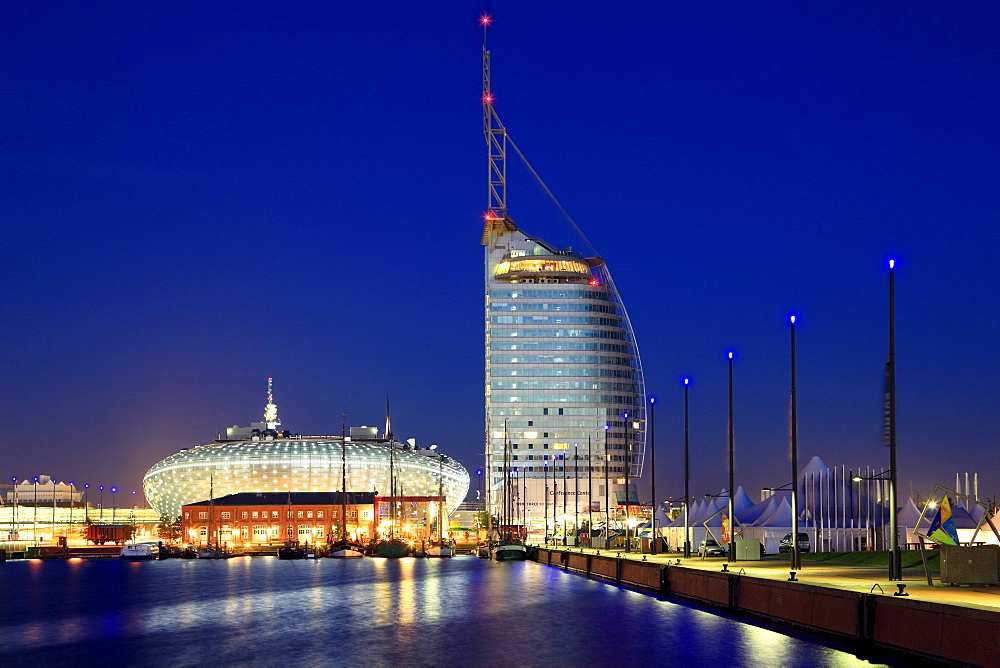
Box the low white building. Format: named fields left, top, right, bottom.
left=6, top=476, right=83, bottom=504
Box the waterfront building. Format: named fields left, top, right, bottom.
left=182, top=491, right=387, bottom=547
left=481, top=30, right=645, bottom=538
left=5, top=476, right=83, bottom=504
left=143, top=382, right=470, bottom=521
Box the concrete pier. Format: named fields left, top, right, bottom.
left=535, top=547, right=999, bottom=667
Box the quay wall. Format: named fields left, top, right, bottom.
left=535, top=548, right=999, bottom=667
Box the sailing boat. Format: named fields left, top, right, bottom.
left=376, top=398, right=409, bottom=558
left=427, top=450, right=453, bottom=558
left=493, top=422, right=527, bottom=561
left=199, top=473, right=230, bottom=559
left=329, top=420, right=364, bottom=558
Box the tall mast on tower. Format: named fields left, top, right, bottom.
left=264, top=377, right=280, bottom=430
left=481, top=15, right=510, bottom=245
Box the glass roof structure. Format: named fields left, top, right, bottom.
left=143, top=438, right=470, bottom=520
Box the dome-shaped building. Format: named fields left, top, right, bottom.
left=143, top=385, right=470, bottom=519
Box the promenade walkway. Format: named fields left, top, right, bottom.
left=539, top=544, right=1000, bottom=613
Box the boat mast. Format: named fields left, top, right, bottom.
left=341, top=418, right=348, bottom=543
left=386, top=397, right=395, bottom=540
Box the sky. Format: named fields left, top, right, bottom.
left=3, top=2, right=998, bottom=510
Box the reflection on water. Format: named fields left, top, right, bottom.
left=0, top=556, right=891, bottom=665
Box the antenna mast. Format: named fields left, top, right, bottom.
left=481, top=15, right=508, bottom=245
left=264, top=377, right=280, bottom=430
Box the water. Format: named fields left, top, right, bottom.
left=0, top=556, right=889, bottom=666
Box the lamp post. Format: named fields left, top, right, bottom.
left=52, top=479, right=57, bottom=539
left=587, top=435, right=593, bottom=548
left=33, top=477, right=39, bottom=545
left=99, top=486, right=104, bottom=521
left=83, top=484, right=90, bottom=522
left=69, top=482, right=75, bottom=536
left=574, top=443, right=579, bottom=546
left=683, top=378, right=691, bottom=558
left=111, top=487, right=117, bottom=524
left=544, top=458, right=549, bottom=545
left=11, top=477, right=17, bottom=541
left=604, top=424, right=610, bottom=547
left=887, top=258, right=901, bottom=581
left=649, top=396, right=657, bottom=555
left=561, top=451, right=567, bottom=547
left=727, top=352, right=736, bottom=563
left=623, top=411, right=631, bottom=553
left=790, top=315, right=801, bottom=571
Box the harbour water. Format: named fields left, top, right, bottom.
left=0, top=556, right=891, bottom=665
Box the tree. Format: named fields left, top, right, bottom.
left=157, top=515, right=182, bottom=542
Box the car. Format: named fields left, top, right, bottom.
left=778, top=532, right=811, bottom=553
left=697, top=538, right=726, bottom=557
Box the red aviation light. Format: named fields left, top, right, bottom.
left=481, top=15, right=491, bottom=26
left=589, top=279, right=600, bottom=286
left=484, top=94, right=493, bottom=105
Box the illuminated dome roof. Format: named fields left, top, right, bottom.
left=143, top=437, right=470, bottom=519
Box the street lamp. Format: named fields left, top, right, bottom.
left=574, top=443, right=579, bottom=546
left=790, top=315, right=801, bottom=571
left=649, top=396, right=657, bottom=555
left=10, top=477, right=17, bottom=541
left=886, top=258, right=901, bottom=581
left=727, top=351, right=736, bottom=563
left=69, top=482, right=75, bottom=540
left=683, top=378, right=691, bottom=558
left=604, top=424, right=610, bottom=548
left=111, top=487, right=117, bottom=524
left=544, top=458, right=549, bottom=545
left=623, top=411, right=631, bottom=553
left=99, top=486, right=104, bottom=521
left=33, top=477, right=39, bottom=545
left=83, top=484, right=90, bottom=523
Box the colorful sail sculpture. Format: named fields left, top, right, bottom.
left=927, top=495, right=960, bottom=545
left=721, top=512, right=731, bottom=545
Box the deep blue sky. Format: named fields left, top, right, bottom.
left=3, top=2, right=997, bottom=508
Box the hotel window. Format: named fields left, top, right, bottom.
left=287, top=511, right=294, bottom=518
left=241, top=512, right=248, bottom=519
left=307, top=511, right=313, bottom=519
left=362, top=510, right=372, bottom=520
left=317, top=511, right=324, bottom=519
left=199, top=526, right=207, bottom=537
left=184, top=512, right=189, bottom=519
left=272, top=510, right=279, bottom=518
left=240, top=526, right=249, bottom=539
left=350, top=511, right=358, bottom=519
left=331, top=510, right=339, bottom=519
left=252, top=511, right=259, bottom=519
left=199, top=512, right=208, bottom=520
left=316, top=527, right=324, bottom=539
left=297, top=511, right=304, bottom=518
left=286, top=525, right=294, bottom=538
left=221, top=512, right=231, bottom=520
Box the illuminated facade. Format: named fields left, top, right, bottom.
left=485, top=233, right=646, bottom=534
left=144, top=436, right=469, bottom=521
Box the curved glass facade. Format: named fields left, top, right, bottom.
left=143, top=438, right=470, bottom=520
left=485, top=231, right=646, bottom=530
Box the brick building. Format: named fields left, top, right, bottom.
left=181, top=491, right=447, bottom=548
left=182, top=492, right=377, bottom=547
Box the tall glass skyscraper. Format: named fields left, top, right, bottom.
left=481, top=26, right=645, bottom=538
